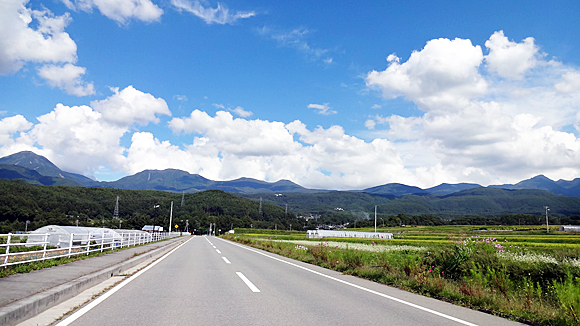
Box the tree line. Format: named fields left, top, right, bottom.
left=0, top=179, right=299, bottom=234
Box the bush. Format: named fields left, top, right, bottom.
left=553, top=271, right=580, bottom=323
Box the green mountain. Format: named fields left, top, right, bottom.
left=362, top=183, right=427, bottom=197
left=376, top=187, right=580, bottom=217
left=0, top=152, right=312, bottom=194
left=0, top=151, right=96, bottom=186
left=0, top=179, right=298, bottom=234
left=2, top=151, right=580, bottom=203
left=241, top=187, right=580, bottom=218
left=423, top=183, right=481, bottom=195
left=0, top=163, right=81, bottom=187
left=98, top=169, right=313, bottom=193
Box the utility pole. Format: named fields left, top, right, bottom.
left=544, top=206, right=550, bottom=233
left=181, top=192, right=185, bottom=207
left=168, top=201, right=173, bottom=236
left=285, top=204, right=288, bottom=216
left=259, top=197, right=263, bottom=216
left=374, top=205, right=377, bottom=233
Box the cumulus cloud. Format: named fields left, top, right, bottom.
left=555, top=71, right=580, bottom=93
left=0, top=0, right=96, bottom=96
left=62, top=0, right=163, bottom=24
left=366, top=37, right=487, bottom=110
left=0, top=0, right=77, bottom=74
left=164, top=110, right=408, bottom=189
left=90, top=86, right=171, bottom=126
left=484, top=30, right=543, bottom=80
left=0, top=86, right=169, bottom=175
left=171, top=0, right=255, bottom=24
left=0, top=115, right=33, bottom=148
left=365, top=31, right=580, bottom=186
left=37, top=63, right=95, bottom=96
left=308, top=103, right=337, bottom=115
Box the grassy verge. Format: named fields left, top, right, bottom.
left=223, top=233, right=580, bottom=326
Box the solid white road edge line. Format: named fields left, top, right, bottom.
left=222, top=257, right=231, bottom=264
left=57, top=237, right=193, bottom=326
left=236, top=272, right=260, bottom=292
left=218, top=238, right=478, bottom=326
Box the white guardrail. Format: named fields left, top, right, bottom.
left=0, top=232, right=179, bottom=268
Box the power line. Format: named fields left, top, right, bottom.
left=113, top=196, right=119, bottom=219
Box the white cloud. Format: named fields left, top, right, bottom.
left=308, top=103, right=337, bottom=115
left=0, top=0, right=96, bottom=96
left=366, top=37, right=487, bottom=111
left=37, top=63, right=95, bottom=96
left=231, top=106, right=253, bottom=117
left=63, top=0, right=163, bottom=24
left=212, top=103, right=252, bottom=117
left=0, top=0, right=77, bottom=74
left=555, top=71, right=580, bottom=93
left=484, top=30, right=543, bottom=80
left=0, top=115, right=32, bottom=148
left=165, top=110, right=409, bottom=189
left=258, top=26, right=333, bottom=63
left=0, top=86, right=168, bottom=175
left=364, top=31, right=580, bottom=186
left=0, top=104, right=127, bottom=175
left=90, top=86, right=171, bottom=126
left=171, top=0, right=255, bottom=25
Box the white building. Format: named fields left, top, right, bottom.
left=559, top=225, right=580, bottom=232
left=306, top=229, right=393, bottom=239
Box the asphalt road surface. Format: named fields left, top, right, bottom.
left=57, top=236, right=524, bottom=326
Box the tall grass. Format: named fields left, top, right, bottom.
left=224, top=234, right=580, bottom=326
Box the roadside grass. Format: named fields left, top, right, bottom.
left=226, top=227, right=580, bottom=326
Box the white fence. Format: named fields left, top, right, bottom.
left=1, top=231, right=177, bottom=268
left=307, top=229, right=393, bottom=239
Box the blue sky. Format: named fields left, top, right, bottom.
left=1, top=0, right=580, bottom=190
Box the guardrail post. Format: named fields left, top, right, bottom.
left=68, top=233, right=74, bottom=258
left=4, top=233, right=12, bottom=265
left=42, top=233, right=48, bottom=259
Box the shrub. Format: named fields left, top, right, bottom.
left=553, top=271, right=580, bottom=323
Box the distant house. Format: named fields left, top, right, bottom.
left=559, top=225, right=580, bottom=232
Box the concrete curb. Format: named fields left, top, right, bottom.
left=0, top=237, right=186, bottom=326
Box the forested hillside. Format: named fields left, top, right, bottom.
left=0, top=179, right=298, bottom=234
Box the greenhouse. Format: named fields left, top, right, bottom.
left=306, top=229, right=393, bottom=239
left=27, top=225, right=151, bottom=248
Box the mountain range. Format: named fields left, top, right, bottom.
left=2, top=151, right=580, bottom=197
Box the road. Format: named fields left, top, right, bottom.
left=57, top=236, right=524, bottom=326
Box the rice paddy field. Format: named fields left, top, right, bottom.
left=227, top=225, right=580, bottom=326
